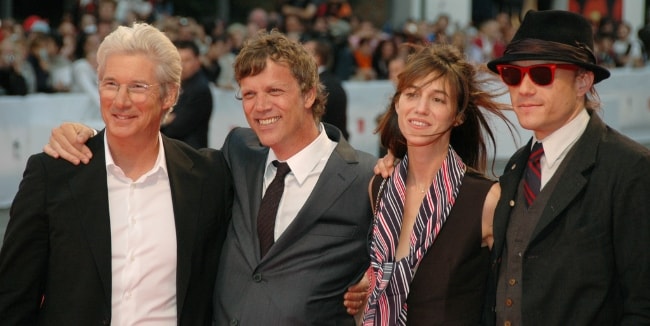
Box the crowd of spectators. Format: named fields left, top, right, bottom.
left=1, top=0, right=649, bottom=96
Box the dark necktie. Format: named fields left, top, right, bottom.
left=523, top=142, right=544, bottom=207
left=257, top=160, right=291, bottom=258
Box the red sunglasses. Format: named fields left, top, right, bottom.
left=496, top=63, right=579, bottom=86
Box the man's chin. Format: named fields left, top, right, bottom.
left=257, top=131, right=281, bottom=147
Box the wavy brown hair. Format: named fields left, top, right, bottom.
left=234, top=29, right=326, bottom=122
left=376, top=43, right=515, bottom=174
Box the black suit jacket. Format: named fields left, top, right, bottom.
left=161, top=71, right=213, bottom=149
left=484, top=113, right=650, bottom=325
left=320, top=71, right=349, bottom=139
left=0, top=132, right=233, bottom=325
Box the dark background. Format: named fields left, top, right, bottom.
left=4, top=0, right=381, bottom=30
left=5, top=1, right=648, bottom=35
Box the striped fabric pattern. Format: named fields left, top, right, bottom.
left=523, top=141, right=544, bottom=207
left=363, top=146, right=466, bottom=325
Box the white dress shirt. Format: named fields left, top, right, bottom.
left=263, top=123, right=337, bottom=240
left=105, top=133, right=177, bottom=326
left=534, top=109, right=590, bottom=189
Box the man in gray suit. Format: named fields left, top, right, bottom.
left=214, top=30, right=374, bottom=325
left=44, top=30, right=375, bottom=325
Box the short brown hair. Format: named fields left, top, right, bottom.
left=234, top=30, right=326, bottom=122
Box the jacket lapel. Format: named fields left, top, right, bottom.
left=494, top=144, right=529, bottom=257
left=263, top=125, right=359, bottom=259
left=70, top=132, right=112, bottom=307
left=163, top=137, right=200, bottom=317
left=529, top=113, right=602, bottom=242
left=247, top=150, right=267, bottom=232
left=238, top=137, right=269, bottom=263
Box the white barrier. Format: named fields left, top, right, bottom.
left=2, top=67, right=650, bottom=207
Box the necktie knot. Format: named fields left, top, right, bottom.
left=524, top=142, right=544, bottom=207
left=529, top=142, right=544, bottom=161
left=272, top=161, right=291, bottom=179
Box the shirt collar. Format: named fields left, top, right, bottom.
left=533, top=108, right=589, bottom=169
left=266, top=123, right=336, bottom=185
left=104, top=132, right=168, bottom=181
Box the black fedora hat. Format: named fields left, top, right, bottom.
left=487, top=10, right=610, bottom=83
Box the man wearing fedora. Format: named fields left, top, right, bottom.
left=484, top=10, right=650, bottom=325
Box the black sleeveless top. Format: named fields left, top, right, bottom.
left=372, top=173, right=494, bottom=325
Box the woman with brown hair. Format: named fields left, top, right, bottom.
left=347, top=42, right=513, bottom=325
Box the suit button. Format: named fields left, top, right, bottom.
left=509, top=200, right=515, bottom=207
left=505, top=298, right=513, bottom=307
left=508, top=278, right=516, bottom=286
left=253, top=273, right=263, bottom=282
left=230, top=319, right=239, bottom=325
left=504, top=321, right=512, bottom=326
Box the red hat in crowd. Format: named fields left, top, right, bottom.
left=23, top=15, right=51, bottom=33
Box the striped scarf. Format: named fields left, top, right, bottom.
left=363, top=146, right=466, bottom=326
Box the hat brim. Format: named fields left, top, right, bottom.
left=487, top=54, right=611, bottom=84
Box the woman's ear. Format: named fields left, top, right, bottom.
left=454, top=113, right=464, bottom=126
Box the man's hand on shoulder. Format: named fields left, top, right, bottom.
left=374, top=151, right=398, bottom=178
left=43, top=122, right=95, bottom=165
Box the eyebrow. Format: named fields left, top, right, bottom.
left=100, top=76, right=152, bottom=84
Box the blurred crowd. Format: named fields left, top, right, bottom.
left=1, top=0, right=649, bottom=96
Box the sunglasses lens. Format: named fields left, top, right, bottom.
left=500, top=66, right=522, bottom=86
left=529, top=66, right=553, bottom=85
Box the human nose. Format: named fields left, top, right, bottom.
left=113, top=84, right=133, bottom=105
left=413, top=97, right=430, bottom=114
left=253, top=92, right=270, bottom=111
left=517, top=72, right=537, bottom=95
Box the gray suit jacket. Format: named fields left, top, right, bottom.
left=483, top=112, right=650, bottom=325
left=214, top=123, right=375, bottom=325
left=0, top=131, right=233, bottom=325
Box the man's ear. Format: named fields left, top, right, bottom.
left=576, top=70, right=594, bottom=96
left=304, top=87, right=317, bottom=109
left=163, top=84, right=180, bottom=110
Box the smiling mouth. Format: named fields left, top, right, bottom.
left=409, top=119, right=429, bottom=127
left=114, top=114, right=134, bottom=120
left=258, top=117, right=280, bottom=126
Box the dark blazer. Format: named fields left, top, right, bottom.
left=0, top=131, right=233, bottom=325
left=213, top=123, right=375, bottom=325
left=484, top=112, right=650, bottom=325
left=320, top=70, right=350, bottom=140
left=161, top=70, right=213, bottom=149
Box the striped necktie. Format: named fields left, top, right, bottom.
left=523, top=142, right=544, bottom=207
